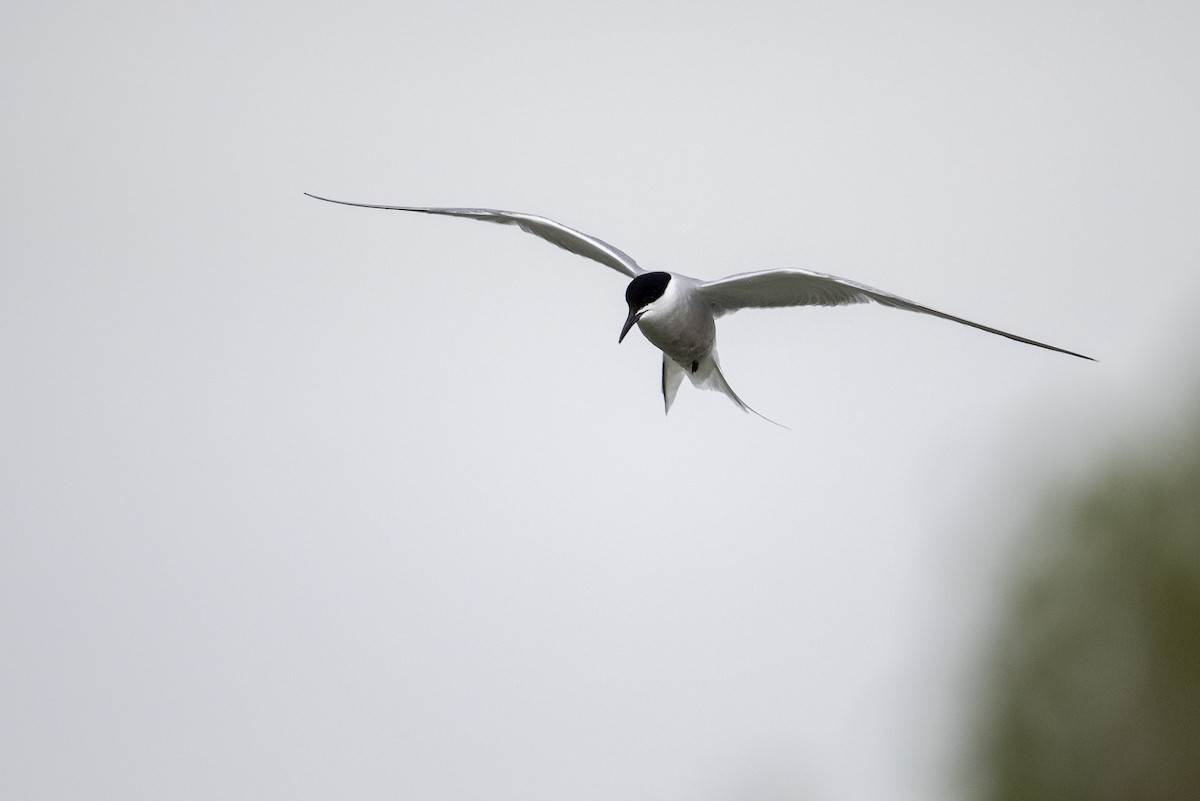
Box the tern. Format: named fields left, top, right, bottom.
left=306, top=193, right=1092, bottom=422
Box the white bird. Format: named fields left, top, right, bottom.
left=305, top=193, right=1093, bottom=422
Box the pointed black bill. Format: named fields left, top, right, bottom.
left=618, top=308, right=643, bottom=343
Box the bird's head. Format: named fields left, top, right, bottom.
left=619, top=271, right=672, bottom=343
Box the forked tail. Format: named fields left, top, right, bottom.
left=667, top=352, right=786, bottom=427
left=706, top=359, right=786, bottom=428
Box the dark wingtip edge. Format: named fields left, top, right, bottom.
left=1056, top=347, right=1097, bottom=362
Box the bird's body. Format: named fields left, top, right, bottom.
left=306, top=193, right=1092, bottom=422
left=632, top=272, right=713, bottom=366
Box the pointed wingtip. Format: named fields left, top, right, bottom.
left=305, top=192, right=354, bottom=205
left=1054, top=345, right=1097, bottom=362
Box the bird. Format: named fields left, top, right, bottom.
left=305, top=193, right=1093, bottom=423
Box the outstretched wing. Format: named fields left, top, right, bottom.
left=305, top=193, right=643, bottom=279
left=698, top=268, right=1094, bottom=361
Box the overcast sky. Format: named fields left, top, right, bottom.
left=3, top=2, right=1198, bottom=800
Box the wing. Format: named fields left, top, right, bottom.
left=698, top=268, right=1094, bottom=361
left=305, top=193, right=643, bottom=278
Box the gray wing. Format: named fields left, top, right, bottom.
left=305, top=193, right=643, bottom=279
left=698, top=268, right=1094, bottom=361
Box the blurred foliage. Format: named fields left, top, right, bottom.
left=973, top=411, right=1200, bottom=801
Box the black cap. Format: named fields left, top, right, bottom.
left=624, top=271, right=671, bottom=310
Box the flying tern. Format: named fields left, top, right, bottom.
left=305, top=193, right=1092, bottom=422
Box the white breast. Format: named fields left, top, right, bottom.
left=635, top=273, right=716, bottom=365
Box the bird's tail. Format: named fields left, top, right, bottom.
left=686, top=352, right=786, bottom=428
left=662, top=355, right=686, bottom=415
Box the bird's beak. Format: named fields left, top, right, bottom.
left=619, top=308, right=643, bottom=343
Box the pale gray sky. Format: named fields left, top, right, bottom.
left=3, top=2, right=1198, bottom=800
